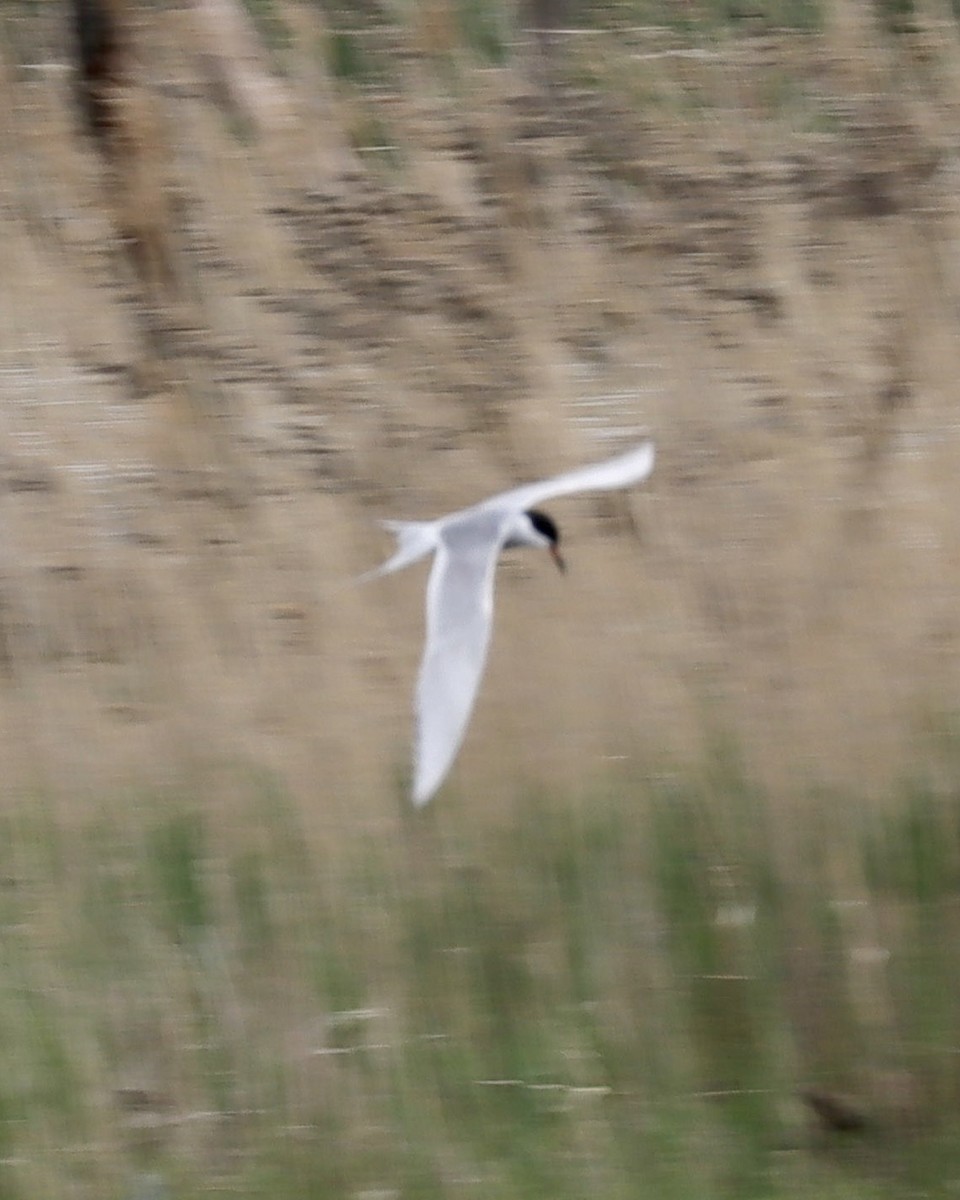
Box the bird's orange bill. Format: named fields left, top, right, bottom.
left=550, top=545, right=567, bottom=573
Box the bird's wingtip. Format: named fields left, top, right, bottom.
left=411, top=760, right=442, bottom=807
left=634, top=438, right=655, bottom=475
left=411, top=783, right=435, bottom=808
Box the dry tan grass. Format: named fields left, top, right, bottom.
left=2, top=4, right=960, bottom=836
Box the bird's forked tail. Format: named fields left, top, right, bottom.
left=358, top=519, right=439, bottom=583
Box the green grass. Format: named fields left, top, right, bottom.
left=240, top=0, right=293, bottom=55
left=2, top=758, right=960, bottom=1195
left=557, top=0, right=822, bottom=33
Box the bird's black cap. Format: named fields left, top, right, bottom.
left=527, top=509, right=565, bottom=572
left=527, top=509, right=560, bottom=545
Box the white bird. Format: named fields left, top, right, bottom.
left=364, top=440, right=655, bottom=806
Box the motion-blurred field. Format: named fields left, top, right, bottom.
left=9, top=763, right=960, bottom=1196
left=4, top=0, right=960, bottom=1193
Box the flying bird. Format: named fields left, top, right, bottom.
left=364, top=440, right=655, bottom=805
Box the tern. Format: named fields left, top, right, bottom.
left=364, top=440, right=655, bottom=806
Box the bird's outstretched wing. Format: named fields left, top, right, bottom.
left=412, top=510, right=509, bottom=806
left=476, top=440, right=655, bottom=517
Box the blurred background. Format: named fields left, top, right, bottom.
left=3, top=0, right=960, bottom=1194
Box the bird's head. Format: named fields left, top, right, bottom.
left=526, top=509, right=566, bottom=574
